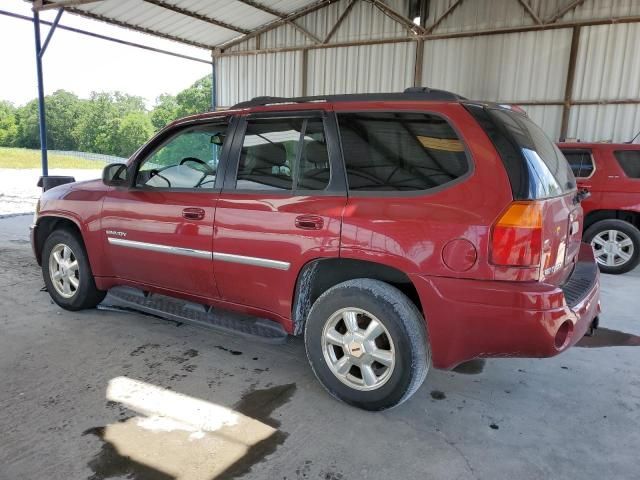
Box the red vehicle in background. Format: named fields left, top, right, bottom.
left=31, top=89, right=601, bottom=410
left=558, top=143, right=640, bottom=274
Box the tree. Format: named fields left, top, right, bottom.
left=151, top=93, right=179, bottom=130
left=0, top=101, right=18, bottom=146
left=114, top=111, right=154, bottom=157
left=74, top=91, right=148, bottom=155
left=45, top=90, right=84, bottom=150
left=176, top=75, right=212, bottom=117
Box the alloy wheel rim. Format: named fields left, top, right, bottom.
left=591, top=229, right=634, bottom=267
left=49, top=243, right=80, bottom=298
left=321, top=307, right=395, bottom=391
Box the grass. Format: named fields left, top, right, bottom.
left=0, top=147, right=106, bottom=169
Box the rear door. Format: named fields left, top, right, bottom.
left=213, top=110, right=347, bottom=322
left=102, top=118, right=234, bottom=300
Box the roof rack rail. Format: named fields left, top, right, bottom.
left=230, top=87, right=466, bottom=109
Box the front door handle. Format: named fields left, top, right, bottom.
left=295, top=215, right=324, bottom=230
left=182, top=207, right=205, bottom=220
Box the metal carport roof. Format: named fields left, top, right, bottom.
left=32, top=0, right=339, bottom=50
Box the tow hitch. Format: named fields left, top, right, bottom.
left=585, top=316, right=599, bottom=337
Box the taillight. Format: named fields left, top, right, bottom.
left=491, top=202, right=543, bottom=267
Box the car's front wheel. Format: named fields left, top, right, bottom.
left=584, top=219, right=640, bottom=274
left=42, top=229, right=106, bottom=310
left=304, top=279, right=430, bottom=411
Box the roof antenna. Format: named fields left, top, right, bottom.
left=627, top=129, right=640, bottom=144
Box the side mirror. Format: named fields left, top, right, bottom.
left=102, top=163, right=128, bottom=187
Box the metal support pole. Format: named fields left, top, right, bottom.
left=33, top=9, right=48, bottom=177
left=211, top=57, right=217, bottom=111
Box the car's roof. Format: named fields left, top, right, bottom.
left=167, top=88, right=528, bottom=128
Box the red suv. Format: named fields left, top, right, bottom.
left=558, top=143, right=640, bottom=274
left=32, top=89, right=600, bottom=410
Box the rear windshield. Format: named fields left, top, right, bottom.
left=489, top=109, right=576, bottom=198
left=465, top=104, right=576, bottom=199
left=614, top=150, right=640, bottom=178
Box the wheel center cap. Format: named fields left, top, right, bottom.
left=347, top=340, right=364, bottom=358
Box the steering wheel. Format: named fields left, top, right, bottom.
left=180, top=157, right=215, bottom=175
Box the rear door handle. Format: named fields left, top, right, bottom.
left=295, top=215, right=324, bottom=230
left=182, top=207, right=205, bottom=220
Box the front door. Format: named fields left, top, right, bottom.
left=213, top=111, right=347, bottom=323
left=102, top=119, right=232, bottom=300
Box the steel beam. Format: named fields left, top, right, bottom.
left=369, top=0, right=425, bottom=35
left=217, top=15, right=640, bottom=56
left=0, top=10, right=211, bottom=64
left=560, top=26, right=581, bottom=140
left=516, top=0, right=542, bottom=25
left=33, top=0, right=104, bottom=11
left=220, top=0, right=336, bottom=51
left=425, top=0, right=464, bottom=34
left=39, top=8, right=63, bottom=56
left=545, top=0, right=587, bottom=24
left=323, top=0, right=357, bottom=43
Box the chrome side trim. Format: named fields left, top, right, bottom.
left=107, top=236, right=290, bottom=270
left=107, top=237, right=212, bottom=260
left=213, top=252, right=290, bottom=271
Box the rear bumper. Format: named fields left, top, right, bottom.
left=412, top=243, right=600, bottom=369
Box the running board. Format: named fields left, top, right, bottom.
left=101, top=286, right=288, bottom=344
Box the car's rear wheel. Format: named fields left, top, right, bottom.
left=42, top=229, right=106, bottom=310
left=584, top=219, right=640, bottom=274
left=304, top=279, right=430, bottom=411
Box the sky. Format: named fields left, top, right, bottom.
left=0, top=0, right=213, bottom=107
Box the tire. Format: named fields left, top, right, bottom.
left=584, top=219, right=640, bottom=275
left=42, top=228, right=106, bottom=310
left=304, top=279, right=430, bottom=411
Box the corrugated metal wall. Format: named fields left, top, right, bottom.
left=217, top=0, right=640, bottom=142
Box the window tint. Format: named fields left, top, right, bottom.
left=337, top=112, right=469, bottom=191
left=614, top=150, right=640, bottom=179
left=235, top=117, right=330, bottom=191
left=560, top=149, right=594, bottom=178
left=136, top=123, right=227, bottom=189
left=489, top=109, right=576, bottom=198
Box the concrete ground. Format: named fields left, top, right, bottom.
left=1, top=214, right=639, bottom=480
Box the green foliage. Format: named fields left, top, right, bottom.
left=0, top=101, right=18, bottom=146
left=4, top=74, right=213, bottom=157
left=176, top=75, right=212, bottom=118
left=151, top=93, right=179, bottom=131
left=115, top=112, right=154, bottom=158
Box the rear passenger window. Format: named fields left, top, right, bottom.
left=614, top=150, right=640, bottom=178
left=235, top=117, right=330, bottom=191
left=561, top=149, right=594, bottom=178
left=337, top=112, right=469, bottom=191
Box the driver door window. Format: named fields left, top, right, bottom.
left=136, top=123, right=228, bottom=189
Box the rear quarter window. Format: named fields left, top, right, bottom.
left=614, top=150, right=640, bottom=178
left=559, top=149, right=594, bottom=178
left=337, top=112, right=470, bottom=192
